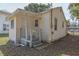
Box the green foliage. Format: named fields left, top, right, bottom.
left=24, top=3, right=52, bottom=13
left=65, top=20, right=70, bottom=25
left=68, top=3, right=79, bottom=19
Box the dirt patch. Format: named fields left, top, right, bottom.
left=0, top=35, right=79, bottom=56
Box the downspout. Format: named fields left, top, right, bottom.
left=50, top=3, right=53, bottom=29
left=50, top=8, right=54, bottom=43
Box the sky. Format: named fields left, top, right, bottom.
left=53, top=3, right=70, bottom=20
left=0, top=3, right=71, bottom=20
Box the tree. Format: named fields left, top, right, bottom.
left=24, top=3, right=52, bottom=13
left=68, top=3, right=79, bottom=27
left=65, top=20, right=70, bottom=27
left=68, top=3, right=79, bottom=19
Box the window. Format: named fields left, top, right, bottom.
left=3, top=24, right=6, bottom=31
left=62, top=21, right=64, bottom=28
left=54, top=18, right=57, bottom=30
left=11, top=20, right=14, bottom=29
left=35, top=20, right=38, bottom=27
left=7, top=25, right=9, bottom=27
left=60, top=8, right=62, bottom=12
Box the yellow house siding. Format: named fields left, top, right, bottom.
left=15, top=12, right=41, bottom=42
left=51, top=8, right=67, bottom=41
left=41, top=7, right=67, bottom=42
left=41, top=12, right=51, bottom=43
left=16, top=13, right=28, bottom=43
left=8, top=7, right=67, bottom=45
left=9, top=17, right=16, bottom=44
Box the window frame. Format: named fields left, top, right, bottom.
left=3, top=24, right=6, bottom=31
left=62, top=21, right=64, bottom=28
left=11, top=20, right=14, bottom=29
left=54, top=18, right=57, bottom=31
left=35, top=20, right=38, bottom=27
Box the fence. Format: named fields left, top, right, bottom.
left=67, top=27, right=79, bottom=36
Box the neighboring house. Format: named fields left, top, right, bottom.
left=0, top=11, right=10, bottom=34
left=8, top=7, right=67, bottom=47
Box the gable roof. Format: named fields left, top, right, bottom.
left=8, top=7, right=66, bottom=21
left=39, top=7, right=62, bottom=14
left=8, top=8, right=40, bottom=19
left=0, top=10, right=11, bottom=15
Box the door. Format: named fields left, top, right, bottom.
left=32, top=28, right=40, bottom=41
left=32, top=20, right=41, bottom=42
left=20, top=27, right=26, bottom=45
left=20, top=28, right=26, bottom=38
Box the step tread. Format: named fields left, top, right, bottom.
left=32, top=40, right=41, bottom=43
left=32, top=43, right=43, bottom=47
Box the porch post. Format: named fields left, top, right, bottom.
left=29, top=28, right=32, bottom=47
left=29, top=17, right=32, bottom=47
left=25, top=16, right=28, bottom=45
left=39, top=29, right=41, bottom=42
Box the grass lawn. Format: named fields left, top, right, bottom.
left=0, top=37, right=9, bottom=45
left=0, top=35, right=9, bottom=56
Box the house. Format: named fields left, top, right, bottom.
left=0, top=10, right=10, bottom=34
left=8, top=7, right=67, bottom=47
